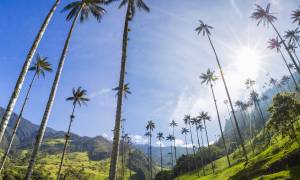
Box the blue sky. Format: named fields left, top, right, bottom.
left=0, top=0, right=299, bottom=146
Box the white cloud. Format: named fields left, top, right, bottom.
left=89, top=88, right=111, bottom=98
left=131, top=135, right=148, bottom=144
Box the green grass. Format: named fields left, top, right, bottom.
left=179, top=123, right=300, bottom=180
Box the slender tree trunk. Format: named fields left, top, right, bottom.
left=203, top=120, right=214, bottom=173
left=270, top=22, right=300, bottom=77
left=57, top=105, right=76, bottom=180
left=210, top=83, right=231, bottom=167
left=0, top=0, right=60, bottom=144
left=121, top=124, right=125, bottom=180
left=25, top=9, right=80, bottom=179
left=109, top=3, right=130, bottom=180
left=207, top=34, right=248, bottom=162
left=188, top=122, right=198, bottom=176
left=0, top=73, right=37, bottom=173
left=184, top=134, right=189, bottom=155
left=172, top=127, right=177, bottom=167
left=279, top=49, right=300, bottom=92
left=195, top=127, right=205, bottom=176
left=159, top=141, right=163, bottom=175
left=225, top=104, right=241, bottom=153
left=199, top=129, right=205, bottom=176
left=150, top=132, right=153, bottom=180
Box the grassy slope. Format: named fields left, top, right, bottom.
left=179, top=124, right=300, bottom=180
left=7, top=138, right=134, bottom=180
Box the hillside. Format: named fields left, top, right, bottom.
left=0, top=107, right=152, bottom=179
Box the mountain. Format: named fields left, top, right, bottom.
left=0, top=107, right=152, bottom=179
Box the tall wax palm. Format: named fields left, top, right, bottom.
left=268, top=37, right=299, bottom=91
left=224, top=100, right=240, bottom=151
left=284, top=28, right=300, bottom=47
left=25, top=1, right=106, bottom=178
left=169, top=120, right=178, bottom=165
left=157, top=132, right=164, bottom=175
left=234, top=101, right=247, bottom=128
left=199, top=112, right=215, bottom=173
left=251, top=3, right=300, bottom=77
left=0, top=0, right=61, bottom=145
left=200, top=69, right=231, bottom=167
left=292, top=7, right=300, bottom=26
left=144, top=131, right=151, bottom=172
left=183, top=114, right=197, bottom=172
left=194, top=117, right=205, bottom=176
left=109, top=0, right=149, bottom=178
left=146, top=120, right=155, bottom=179
left=57, top=87, right=89, bottom=179
left=166, top=134, right=175, bottom=168
left=281, top=75, right=292, bottom=92
left=269, top=78, right=280, bottom=93
left=0, top=55, right=52, bottom=173
left=190, top=117, right=201, bottom=176
left=195, top=20, right=248, bottom=162
left=181, top=128, right=189, bottom=156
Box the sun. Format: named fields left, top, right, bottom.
left=233, top=47, right=263, bottom=79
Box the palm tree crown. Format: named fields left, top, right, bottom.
left=118, top=0, right=150, bottom=18
left=157, top=132, right=164, bottom=141
left=62, top=0, right=106, bottom=23
left=181, top=127, right=189, bottom=135
left=268, top=37, right=281, bottom=52
left=245, top=78, right=256, bottom=89
left=113, top=83, right=132, bottom=99
left=183, top=114, right=191, bottom=125
left=195, top=20, right=213, bottom=36
left=166, top=134, right=175, bottom=141
left=29, top=54, right=52, bottom=78
left=66, top=87, right=90, bottom=106
left=291, top=7, right=300, bottom=25
left=200, top=69, right=218, bottom=84
left=251, top=3, right=277, bottom=26
left=284, top=28, right=300, bottom=45
left=146, top=120, right=155, bottom=131
left=169, top=120, right=178, bottom=127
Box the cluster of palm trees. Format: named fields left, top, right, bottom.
left=1, top=0, right=300, bottom=179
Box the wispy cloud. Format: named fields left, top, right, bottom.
left=89, top=88, right=111, bottom=98
left=229, top=0, right=242, bottom=17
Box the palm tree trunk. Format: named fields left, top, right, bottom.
left=270, top=22, right=300, bottom=77
left=184, top=134, right=189, bottom=155
left=57, top=104, right=76, bottom=180
left=0, top=72, right=37, bottom=173
left=109, top=3, right=130, bottom=180
left=279, top=49, right=300, bottom=92
left=210, top=83, right=231, bottom=167
left=172, top=127, right=177, bottom=166
left=203, top=120, right=214, bottom=173
left=195, top=127, right=205, bottom=176
left=0, top=0, right=60, bottom=144
left=188, top=122, right=198, bottom=175
left=199, top=129, right=205, bottom=176
left=207, top=34, right=248, bottom=162
left=150, top=132, right=153, bottom=180
left=170, top=144, right=174, bottom=167
left=159, top=141, right=163, bottom=175
left=225, top=104, right=241, bottom=153
left=25, top=8, right=80, bottom=179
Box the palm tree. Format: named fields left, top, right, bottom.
left=194, top=117, right=205, bottom=176
left=0, top=0, right=60, bottom=145
left=109, top=0, right=149, bottom=178
left=269, top=78, right=279, bottom=93
left=120, top=118, right=126, bottom=180
left=200, top=69, right=231, bottom=167
left=183, top=114, right=198, bottom=171
left=251, top=3, right=300, bottom=77
left=268, top=37, right=299, bottom=91
left=224, top=100, right=240, bottom=151
left=169, top=120, right=178, bottom=164
left=112, top=83, right=132, bottom=99
left=25, top=1, right=106, bottom=178
left=284, top=28, right=300, bottom=47
left=292, top=7, right=300, bottom=26
left=146, top=120, right=155, bottom=179
left=144, top=131, right=151, bottom=172
left=157, top=132, right=164, bottom=175
left=281, top=75, right=292, bottom=92
left=57, top=87, right=89, bottom=179
left=181, top=128, right=189, bottom=156
left=195, top=20, right=248, bottom=162
left=0, top=55, right=52, bottom=173
left=166, top=134, right=175, bottom=168
left=199, top=112, right=215, bottom=173
left=287, top=44, right=300, bottom=65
